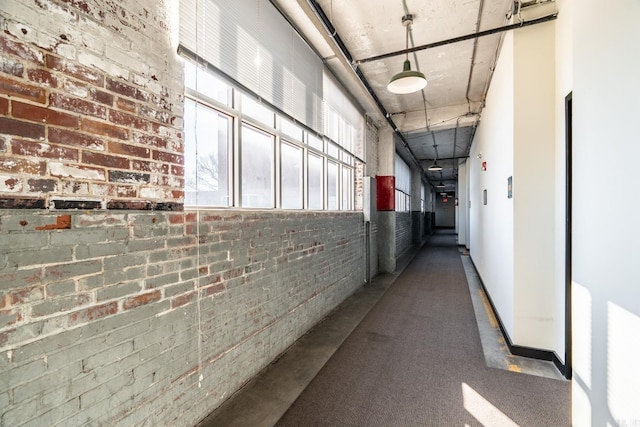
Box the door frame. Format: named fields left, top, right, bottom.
left=564, top=92, right=573, bottom=379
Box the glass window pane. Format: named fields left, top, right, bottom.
left=341, top=167, right=352, bottom=210
left=395, top=154, right=411, bottom=193
left=281, top=117, right=303, bottom=141
left=341, top=151, right=354, bottom=166
left=308, top=153, right=323, bottom=210
left=241, top=125, right=274, bottom=208
left=327, top=141, right=339, bottom=158
left=242, top=95, right=275, bottom=128
left=326, top=107, right=340, bottom=142
left=327, top=161, right=338, bottom=210
left=307, top=133, right=323, bottom=151
left=341, top=122, right=354, bottom=152
left=184, top=61, right=230, bottom=106
left=184, top=99, right=231, bottom=207
left=281, top=142, right=303, bottom=209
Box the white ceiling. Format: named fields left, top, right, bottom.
left=273, top=0, right=556, bottom=193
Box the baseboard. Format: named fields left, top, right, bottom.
left=552, top=353, right=571, bottom=379
left=469, top=257, right=569, bottom=378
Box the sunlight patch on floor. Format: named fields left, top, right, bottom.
left=462, top=382, right=520, bottom=427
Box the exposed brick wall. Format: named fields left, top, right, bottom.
left=365, top=117, right=379, bottom=177
left=0, top=210, right=365, bottom=425
left=0, top=0, right=368, bottom=425
left=0, top=0, right=183, bottom=210
left=0, top=2, right=370, bottom=425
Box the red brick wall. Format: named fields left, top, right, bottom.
left=0, top=1, right=184, bottom=210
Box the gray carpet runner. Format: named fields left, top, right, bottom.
left=275, top=230, right=570, bottom=426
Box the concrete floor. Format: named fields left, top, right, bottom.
left=460, top=253, right=566, bottom=381
left=196, top=241, right=565, bottom=426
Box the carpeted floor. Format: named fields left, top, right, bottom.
left=275, top=230, right=570, bottom=427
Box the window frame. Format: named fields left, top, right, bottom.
left=181, top=56, right=363, bottom=212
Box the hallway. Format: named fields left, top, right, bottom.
left=201, top=231, right=570, bottom=426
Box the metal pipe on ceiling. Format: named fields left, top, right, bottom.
left=521, top=0, right=556, bottom=8
left=453, top=119, right=459, bottom=160
left=354, top=13, right=558, bottom=65
left=426, top=155, right=470, bottom=161
left=465, top=0, right=485, bottom=108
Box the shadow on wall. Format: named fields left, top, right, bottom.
left=572, top=281, right=640, bottom=426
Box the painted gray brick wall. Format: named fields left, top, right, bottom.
left=0, top=0, right=370, bottom=424
left=395, top=211, right=412, bottom=256
left=0, top=210, right=365, bottom=425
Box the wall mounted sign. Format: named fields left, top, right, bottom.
left=482, top=161, right=487, bottom=171
left=507, top=176, right=513, bottom=199
left=483, top=189, right=487, bottom=205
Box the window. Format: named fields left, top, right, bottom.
left=395, top=154, right=411, bottom=212
left=182, top=58, right=361, bottom=211
left=281, top=142, right=303, bottom=209
left=241, top=125, right=274, bottom=208
left=327, top=141, right=339, bottom=159
left=184, top=61, right=230, bottom=106
left=327, top=161, right=339, bottom=210
left=242, top=95, right=275, bottom=127
left=308, top=153, right=323, bottom=210
left=307, top=133, right=323, bottom=151
left=180, top=0, right=365, bottom=211
left=184, top=99, right=231, bottom=207
left=326, top=107, right=340, bottom=142
left=281, top=118, right=303, bottom=142
left=342, top=166, right=352, bottom=210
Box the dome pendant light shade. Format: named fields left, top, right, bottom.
left=387, top=59, right=427, bottom=94
left=387, top=16, right=427, bottom=95
left=427, top=161, right=443, bottom=171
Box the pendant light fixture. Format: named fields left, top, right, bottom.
left=428, top=143, right=442, bottom=171
left=427, top=161, right=443, bottom=171
left=387, top=15, right=427, bottom=94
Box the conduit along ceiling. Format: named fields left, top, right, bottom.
left=273, top=0, right=558, bottom=195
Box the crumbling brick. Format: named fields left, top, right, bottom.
left=34, top=214, right=71, bottom=230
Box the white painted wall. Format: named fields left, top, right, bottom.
left=512, top=22, right=556, bottom=349
left=572, top=0, right=640, bottom=425
left=470, top=18, right=559, bottom=351
left=469, top=30, right=515, bottom=339
left=457, top=161, right=468, bottom=247
left=553, top=0, right=573, bottom=366
left=469, top=1, right=640, bottom=423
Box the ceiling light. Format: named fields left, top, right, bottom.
left=428, top=161, right=443, bottom=171
left=387, top=60, right=427, bottom=94
left=387, top=16, right=427, bottom=95
left=435, top=182, right=445, bottom=188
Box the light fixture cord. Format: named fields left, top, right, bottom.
left=405, top=25, right=409, bottom=60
